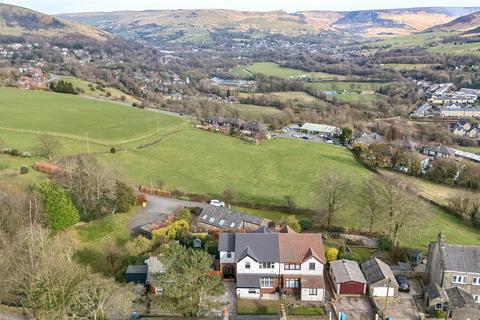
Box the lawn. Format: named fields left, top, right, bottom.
left=59, top=76, right=140, bottom=105
left=237, top=300, right=280, bottom=315
left=222, top=103, right=282, bottom=119
left=0, top=88, right=188, bottom=146
left=307, top=81, right=390, bottom=92
left=383, top=63, right=439, bottom=71
left=68, top=209, right=137, bottom=274
left=237, top=62, right=345, bottom=80
left=288, top=305, right=326, bottom=316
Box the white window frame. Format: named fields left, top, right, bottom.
left=248, top=289, right=257, bottom=294
left=260, top=277, right=274, bottom=288
left=226, top=252, right=232, bottom=259
left=285, top=278, right=300, bottom=288
left=219, top=219, right=225, bottom=226
left=245, top=262, right=251, bottom=269
left=309, top=262, right=315, bottom=271
left=230, top=222, right=235, bottom=228
left=209, top=217, right=215, bottom=223
left=202, top=215, right=208, bottom=220
left=309, top=288, right=318, bottom=295
left=285, top=263, right=301, bottom=270
left=435, top=303, right=443, bottom=310
left=452, top=275, right=467, bottom=284
left=473, top=295, right=480, bottom=304
left=473, top=277, right=480, bottom=286
left=259, top=262, right=274, bottom=269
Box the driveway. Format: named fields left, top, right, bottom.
left=334, top=295, right=374, bottom=320
left=375, top=280, right=422, bottom=320
left=128, top=194, right=206, bottom=231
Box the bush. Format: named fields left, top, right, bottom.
left=110, top=147, right=116, bottom=154
left=35, top=180, right=80, bottom=231
left=299, top=218, right=313, bottom=231
left=434, top=310, right=446, bottom=318
left=378, top=235, right=394, bottom=251
left=20, top=165, right=29, bottom=174
left=114, top=181, right=136, bottom=213
left=10, top=149, right=20, bottom=156
left=338, top=251, right=362, bottom=263
left=326, top=247, right=339, bottom=261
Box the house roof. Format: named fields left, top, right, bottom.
left=432, top=242, right=480, bottom=273
left=330, top=259, right=367, bottom=284
left=278, top=233, right=325, bottom=264
left=361, top=258, right=398, bottom=287
left=300, top=123, right=339, bottom=134
left=391, top=139, right=417, bottom=150
left=242, top=121, right=265, bottom=132
left=237, top=246, right=259, bottom=262
left=219, top=233, right=236, bottom=252
left=236, top=274, right=269, bottom=288
left=423, top=144, right=455, bottom=156
left=234, top=233, right=280, bottom=262
left=199, top=205, right=268, bottom=230
left=254, top=225, right=271, bottom=233
left=356, top=132, right=384, bottom=145
left=425, top=282, right=448, bottom=301
left=279, top=225, right=296, bottom=233
left=126, top=265, right=148, bottom=275
left=446, top=287, right=477, bottom=309
left=301, top=275, right=326, bottom=289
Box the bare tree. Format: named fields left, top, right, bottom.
left=317, top=171, right=351, bottom=231
left=36, top=134, right=62, bottom=160
left=377, top=179, right=421, bottom=246
left=360, top=177, right=383, bottom=234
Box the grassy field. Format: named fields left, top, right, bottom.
left=384, top=63, right=439, bottom=71
left=59, top=76, right=140, bottom=105
left=428, top=41, right=480, bottom=56
left=368, top=31, right=454, bottom=49
left=222, top=103, right=282, bottom=119
left=234, top=62, right=346, bottom=80
left=2, top=87, right=480, bottom=249
left=307, top=81, right=389, bottom=92
left=238, top=91, right=321, bottom=105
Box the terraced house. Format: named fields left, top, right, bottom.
left=219, top=226, right=326, bottom=301
left=425, top=233, right=480, bottom=320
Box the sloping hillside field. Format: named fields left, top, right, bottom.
left=1, top=88, right=479, bottom=248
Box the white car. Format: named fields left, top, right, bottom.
left=209, top=200, right=226, bottom=207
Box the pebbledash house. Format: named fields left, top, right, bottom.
left=218, top=226, right=326, bottom=301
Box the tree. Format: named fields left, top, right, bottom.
left=360, top=177, right=383, bottom=234
left=377, top=180, right=421, bottom=246
left=35, top=180, right=80, bottom=231
left=339, top=127, right=353, bottom=145
left=326, top=247, right=339, bottom=261
left=36, top=134, right=62, bottom=160
left=113, top=181, right=136, bottom=213
left=154, top=243, right=224, bottom=317
left=279, top=215, right=302, bottom=232
left=222, top=188, right=235, bottom=204
left=316, top=171, right=351, bottom=231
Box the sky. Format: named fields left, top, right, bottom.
left=5, top=0, right=480, bottom=14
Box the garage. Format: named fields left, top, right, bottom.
left=361, top=258, right=399, bottom=298
left=330, top=259, right=367, bottom=295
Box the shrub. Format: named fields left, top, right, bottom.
left=125, top=236, right=152, bottom=256
left=280, top=215, right=301, bottom=232
left=20, top=165, right=29, bottom=174
left=110, top=147, right=116, bottom=154
left=114, top=181, right=136, bottom=213
left=174, top=208, right=192, bottom=221
left=10, top=149, right=20, bottom=156
left=299, top=218, right=313, bottom=231
left=326, top=247, right=339, bottom=261
left=338, top=251, right=362, bottom=263
left=378, top=235, right=394, bottom=251
left=35, top=180, right=80, bottom=231
left=434, top=310, right=446, bottom=318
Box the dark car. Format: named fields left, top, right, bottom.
left=396, top=276, right=410, bottom=292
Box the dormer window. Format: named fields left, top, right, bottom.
left=452, top=275, right=467, bottom=284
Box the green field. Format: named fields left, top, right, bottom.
left=2, top=87, right=480, bottom=249
left=233, top=62, right=346, bottom=80
left=307, top=81, right=389, bottom=91
left=428, top=41, right=480, bottom=56
left=222, top=103, right=282, bottom=119
left=384, top=63, right=439, bottom=71
left=368, top=31, right=454, bottom=49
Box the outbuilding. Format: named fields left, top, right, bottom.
left=361, top=258, right=399, bottom=297
left=329, top=259, right=367, bottom=295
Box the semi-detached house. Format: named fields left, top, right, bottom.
left=219, top=226, right=326, bottom=301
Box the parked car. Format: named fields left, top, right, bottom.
left=325, top=139, right=334, bottom=144
left=292, top=134, right=302, bottom=138
left=396, top=276, right=410, bottom=292
left=209, top=199, right=225, bottom=207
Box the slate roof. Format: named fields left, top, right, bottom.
left=234, top=233, right=280, bottom=262
left=446, top=287, right=477, bottom=309
left=279, top=233, right=325, bottom=264
left=361, top=258, right=398, bottom=287
left=126, top=265, right=148, bottom=275
left=435, top=243, right=480, bottom=273
left=391, top=139, right=417, bottom=150
left=254, top=225, right=271, bottom=233
left=423, top=144, right=455, bottom=156
left=330, top=259, right=367, bottom=284
left=237, top=246, right=259, bottom=262
left=425, top=282, right=448, bottom=301
left=199, top=205, right=268, bottom=230
left=356, top=132, right=384, bottom=145
left=236, top=274, right=268, bottom=288
left=219, top=233, right=236, bottom=252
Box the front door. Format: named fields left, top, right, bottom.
left=223, top=264, right=235, bottom=279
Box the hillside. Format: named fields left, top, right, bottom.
left=0, top=3, right=109, bottom=41
left=58, top=7, right=480, bottom=39
left=430, top=11, right=480, bottom=32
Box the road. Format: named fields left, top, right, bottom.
left=128, top=194, right=206, bottom=232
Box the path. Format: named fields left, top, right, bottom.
left=128, top=194, right=206, bottom=232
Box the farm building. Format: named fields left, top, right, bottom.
left=361, top=258, right=399, bottom=297
left=329, top=259, right=367, bottom=295
left=298, top=123, right=341, bottom=138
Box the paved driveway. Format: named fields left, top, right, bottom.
left=334, top=295, right=374, bottom=320
left=128, top=194, right=206, bottom=231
